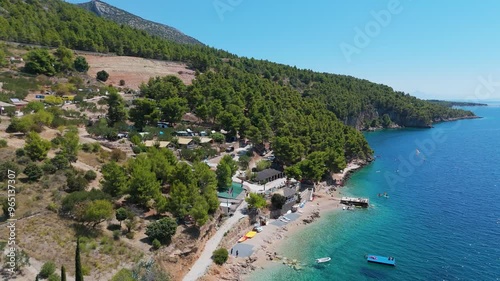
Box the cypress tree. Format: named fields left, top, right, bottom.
left=75, top=238, right=84, bottom=281
left=61, top=265, right=67, bottom=281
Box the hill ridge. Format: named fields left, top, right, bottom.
left=77, top=0, right=203, bottom=46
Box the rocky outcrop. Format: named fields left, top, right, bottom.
left=77, top=1, right=203, bottom=45
left=302, top=210, right=320, bottom=224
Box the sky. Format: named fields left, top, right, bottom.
left=66, top=0, right=500, bottom=101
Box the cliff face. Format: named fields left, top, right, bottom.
left=77, top=0, right=203, bottom=46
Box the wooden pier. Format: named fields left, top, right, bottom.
left=340, top=197, right=369, bottom=208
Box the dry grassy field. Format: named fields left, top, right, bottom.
left=83, top=54, right=196, bottom=90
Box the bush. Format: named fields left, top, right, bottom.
left=84, top=170, right=97, bottom=181
left=74, top=56, right=89, bottom=72
left=212, top=248, right=229, bottom=265
left=110, top=149, right=126, bottom=162
left=131, top=146, right=141, bottom=154
left=47, top=202, right=58, bottom=213
left=23, top=163, right=43, bottom=182
left=125, top=232, right=134, bottom=239
left=15, top=148, right=25, bottom=157
left=51, top=153, right=69, bottom=170
left=39, top=261, right=56, bottom=278
left=113, top=230, right=121, bottom=240
left=81, top=143, right=91, bottom=152
left=119, top=79, right=125, bottom=86
left=16, top=156, right=32, bottom=165
left=152, top=239, right=161, bottom=250
left=145, top=217, right=177, bottom=244
left=0, top=139, right=7, bottom=148
left=110, top=269, right=134, bottom=281
left=66, top=170, right=89, bottom=192
left=96, top=70, right=109, bottom=82
left=42, top=162, right=57, bottom=174
left=91, top=143, right=101, bottom=152
left=0, top=161, right=20, bottom=181
left=48, top=274, right=61, bottom=281
left=255, top=160, right=271, bottom=172
left=51, top=136, right=64, bottom=148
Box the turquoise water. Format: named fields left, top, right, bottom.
left=218, top=182, right=244, bottom=199
left=251, top=105, right=500, bottom=281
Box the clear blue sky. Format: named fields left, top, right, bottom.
left=67, top=0, right=500, bottom=100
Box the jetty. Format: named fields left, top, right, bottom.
left=340, top=197, right=369, bottom=207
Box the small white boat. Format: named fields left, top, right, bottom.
left=316, top=257, right=331, bottom=263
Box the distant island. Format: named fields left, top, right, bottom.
left=427, top=100, right=488, bottom=107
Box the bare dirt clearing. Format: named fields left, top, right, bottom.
left=83, top=54, right=196, bottom=89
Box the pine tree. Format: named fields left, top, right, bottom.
left=75, top=238, right=84, bottom=281
left=61, top=265, right=67, bottom=281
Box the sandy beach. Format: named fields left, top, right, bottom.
left=200, top=162, right=364, bottom=281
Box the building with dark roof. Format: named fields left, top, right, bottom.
left=254, top=168, right=284, bottom=184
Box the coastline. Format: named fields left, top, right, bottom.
left=200, top=161, right=367, bottom=281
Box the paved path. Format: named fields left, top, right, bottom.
left=182, top=201, right=248, bottom=281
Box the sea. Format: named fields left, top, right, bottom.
left=250, top=104, right=500, bottom=281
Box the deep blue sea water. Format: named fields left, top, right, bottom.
left=250, top=105, right=500, bottom=281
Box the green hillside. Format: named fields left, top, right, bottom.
left=0, top=0, right=476, bottom=170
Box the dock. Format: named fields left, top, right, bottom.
left=340, top=197, right=369, bottom=207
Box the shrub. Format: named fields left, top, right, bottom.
left=81, top=143, right=91, bottom=152
left=51, top=153, right=69, bottom=170
left=15, top=148, right=25, bottom=157
left=255, top=160, right=271, bottom=172
left=0, top=139, right=7, bottom=148
left=47, top=202, right=58, bottom=213
left=42, top=162, right=57, bottom=174
left=131, top=146, right=141, bottom=154
left=91, top=143, right=101, bottom=152
left=113, top=230, right=121, bottom=240
left=48, top=274, right=60, bottom=281
left=152, top=239, right=161, bottom=250
left=96, top=70, right=109, bottom=82
left=74, top=56, right=89, bottom=72
left=110, top=149, right=126, bottom=162
left=110, top=269, right=134, bottom=281
left=84, top=170, right=97, bottom=181
left=23, top=163, right=43, bottom=182
left=39, top=261, right=56, bottom=278
left=212, top=248, right=229, bottom=265
left=125, top=232, right=134, bottom=239
left=66, top=170, right=89, bottom=192
left=145, top=217, right=177, bottom=244
left=0, top=161, right=20, bottom=181
left=119, top=79, right=125, bottom=86
left=82, top=265, right=91, bottom=276
left=16, top=156, right=32, bottom=166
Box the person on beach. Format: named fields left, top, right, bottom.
left=231, top=248, right=233, bottom=255
left=236, top=250, right=239, bottom=257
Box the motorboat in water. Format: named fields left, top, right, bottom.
left=316, top=257, right=331, bottom=263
